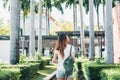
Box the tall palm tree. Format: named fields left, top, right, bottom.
left=10, top=0, right=20, bottom=64
left=3, top=0, right=39, bottom=56
left=73, top=0, right=77, bottom=31
left=94, top=0, right=101, bottom=58
left=73, top=0, right=77, bottom=46
left=53, top=0, right=63, bottom=14
left=89, top=0, right=95, bottom=60
left=38, top=0, right=42, bottom=54
left=43, top=0, right=52, bottom=35
left=20, top=0, right=30, bottom=55
left=83, top=0, right=89, bottom=14
left=79, top=0, right=85, bottom=57
left=29, top=0, right=35, bottom=57
left=104, top=0, right=114, bottom=64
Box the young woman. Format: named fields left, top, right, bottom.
left=52, top=34, right=75, bottom=80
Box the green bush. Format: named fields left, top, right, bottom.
left=41, top=56, right=51, bottom=65
left=0, top=69, right=20, bottom=80
left=75, top=61, right=82, bottom=70
left=82, top=61, right=120, bottom=80
left=0, top=63, right=39, bottom=80
left=39, top=60, right=46, bottom=69
left=101, top=68, right=120, bottom=80
left=75, top=60, right=86, bottom=80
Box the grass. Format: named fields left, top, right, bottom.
left=30, top=64, right=57, bottom=80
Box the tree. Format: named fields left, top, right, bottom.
left=29, top=0, right=35, bottom=57
left=83, top=0, right=89, bottom=14
left=10, top=0, right=20, bottom=64
left=94, top=0, right=101, bottom=58
left=79, top=0, right=85, bottom=57
left=43, top=0, right=52, bottom=35
left=73, top=1, right=77, bottom=31
left=20, top=0, right=30, bottom=54
left=104, top=0, right=114, bottom=64
left=2, top=0, right=38, bottom=55
left=0, top=24, right=10, bottom=35
left=38, top=0, right=42, bottom=54
left=89, top=0, right=95, bottom=60
left=50, top=20, right=73, bottom=35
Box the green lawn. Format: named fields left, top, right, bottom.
left=30, top=64, right=57, bottom=80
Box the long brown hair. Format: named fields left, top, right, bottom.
left=55, top=34, right=67, bottom=59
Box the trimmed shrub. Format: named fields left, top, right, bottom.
left=0, top=69, right=20, bottom=80
left=100, top=68, right=120, bottom=80
left=41, top=56, right=51, bottom=65
left=82, top=61, right=120, bottom=80
left=0, top=63, right=39, bottom=80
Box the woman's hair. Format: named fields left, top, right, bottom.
left=55, top=34, right=68, bottom=58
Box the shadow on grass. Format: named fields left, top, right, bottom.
left=30, top=64, right=57, bottom=80
left=30, top=73, right=45, bottom=80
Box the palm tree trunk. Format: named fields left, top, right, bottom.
left=73, top=1, right=77, bottom=46
left=29, top=0, right=35, bottom=57
left=89, top=0, right=95, bottom=60
left=22, top=14, right=25, bottom=54
left=48, top=9, right=50, bottom=34
left=10, top=0, right=20, bottom=64
left=73, top=1, right=77, bottom=31
left=38, top=0, right=42, bottom=54
left=105, top=0, right=114, bottom=64
left=96, top=10, right=101, bottom=58
left=103, top=5, right=105, bottom=30
left=79, top=0, right=85, bottom=57
left=46, top=8, right=49, bottom=35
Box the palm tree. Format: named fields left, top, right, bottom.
left=73, top=0, right=77, bottom=31
left=53, top=0, right=64, bottom=14
left=20, top=0, right=30, bottom=54
left=79, top=0, right=85, bottom=57
left=43, top=0, right=52, bottom=35
left=89, top=0, right=95, bottom=60
left=94, top=0, right=101, bottom=58
left=2, top=0, right=39, bottom=56
left=38, top=0, right=42, bottom=54
left=83, top=0, right=89, bottom=14
left=10, top=0, right=20, bottom=64
left=29, top=0, right=35, bottom=57
left=73, top=0, right=77, bottom=46
left=104, top=0, right=114, bottom=64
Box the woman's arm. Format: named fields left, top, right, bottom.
left=71, top=46, right=76, bottom=62
left=52, top=50, right=58, bottom=63
left=72, top=52, right=76, bottom=62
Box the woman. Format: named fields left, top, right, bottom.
left=112, top=0, right=120, bottom=63
left=52, top=34, right=75, bottom=80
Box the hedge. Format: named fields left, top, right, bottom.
left=0, top=69, right=20, bottom=80
left=100, top=68, right=120, bottom=80
left=0, top=63, right=39, bottom=80
left=82, top=61, right=120, bottom=80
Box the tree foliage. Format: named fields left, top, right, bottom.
left=0, top=19, right=10, bottom=35
left=52, top=0, right=64, bottom=14
left=82, top=0, right=118, bottom=14
left=83, top=0, right=89, bottom=14
left=20, top=0, right=30, bottom=17
left=0, top=25, right=10, bottom=35
left=50, top=20, right=73, bottom=35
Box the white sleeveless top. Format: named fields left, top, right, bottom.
left=54, top=44, right=75, bottom=71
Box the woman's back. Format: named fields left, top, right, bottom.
left=56, top=44, right=72, bottom=71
